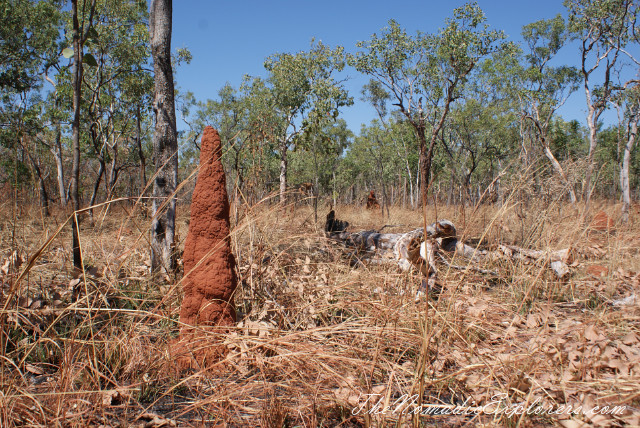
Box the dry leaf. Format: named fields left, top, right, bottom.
left=621, top=332, right=639, bottom=345
left=25, top=364, right=44, bottom=375
left=139, top=412, right=176, bottom=427
left=584, top=325, right=606, bottom=342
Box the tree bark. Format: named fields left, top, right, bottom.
left=89, top=158, right=104, bottom=220
left=150, top=0, right=178, bottom=275
left=278, top=139, right=287, bottom=205
left=70, top=0, right=89, bottom=272
left=583, top=107, right=599, bottom=208
left=541, top=137, right=577, bottom=203
left=136, top=103, right=147, bottom=192
left=107, top=140, right=118, bottom=199
left=621, top=114, right=638, bottom=222
left=52, top=101, right=66, bottom=206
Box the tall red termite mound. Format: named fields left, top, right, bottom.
left=180, top=126, right=237, bottom=329
left=590, top=211, right=615, bottom=232
left=366, top=190, right=380, bottom=210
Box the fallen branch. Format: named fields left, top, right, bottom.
left=325, top=211, right=572, bottom=289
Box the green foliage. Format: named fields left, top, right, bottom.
left=518, top=15, right=580, bottom=127
left=0, top=0, right=62, bottom=92
left=262, top=40, right=353, bottom=146
left=349, top=3, right=511, bottom=126
left=0, top=0, right=637, bottom=213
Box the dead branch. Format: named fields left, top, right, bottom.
left=325, top=211, right=572, bottom=292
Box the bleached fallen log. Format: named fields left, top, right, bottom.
left=325, top=213, right=456, bottom=274
left=496, top=244, right=572, bottom=278
left=325, top=211, right=572, bottom=283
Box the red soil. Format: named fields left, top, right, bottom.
left=585, top=264, right=609, bottom=278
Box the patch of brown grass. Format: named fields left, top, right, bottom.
left=1, top=193, right=639, bottom=427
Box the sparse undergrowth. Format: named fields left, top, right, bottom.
left=0, top=198, right=639, bottom=427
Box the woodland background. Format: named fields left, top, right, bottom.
left=1, top=1, right=640, bottom=427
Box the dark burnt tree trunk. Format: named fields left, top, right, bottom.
left=149, top=0, right=178, bottom=275
left=70, top=0, right=96, bottom=272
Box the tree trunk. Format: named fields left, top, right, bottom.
left=406, top=160, right=414, bottom=209
left=70, top=0, right=85, bottom=272
left=417, top=129, right=430, bottom=208
left=583, top=112, right=598, bottom=208
left=332, top=170, right=337, bottom=208
left=136, top=104, right=147, bottom=193
left=150, top=0, right=178, bottom=276
left=89, top=158, right=105, bottom=224
left=53, top=103, right=66, bottom=206
left=107, top=140, right=118, bottom=199
left=540, top=137, right=577, bottom=204
left=34, top=166, right=50, bottom=217
left=278, top=139, right=287, bottom=205
left=621, top=115, right=638, bottom=223
left=22, top=138, right=50, bottom=217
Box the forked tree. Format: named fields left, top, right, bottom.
left=349, top=3, right=511, bottom=208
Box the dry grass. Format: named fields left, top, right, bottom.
left=0, top=192, right=639, bottom=427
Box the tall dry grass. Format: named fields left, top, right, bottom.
left=0, top=184, right=639, bottom=427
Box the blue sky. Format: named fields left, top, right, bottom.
left=170, top=0, right=626, bottom=134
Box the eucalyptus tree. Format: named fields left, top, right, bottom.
left=180, top=83, right=252, bottom=196
left=79, top=0, right=150, bottom=215
left=517, top=15, right=581, bottom=203
left=294, top=117, right=353, bottom=220
left=261, top=41, right=353, bottom=205
left=67, top=0, right=97, bottom=271
left=149, top=0, right=178, bottom=276
left=361, top=81, right=420, bottom=208
left=565, top=0, right=639, bottom=207
left=349, top=2, right=511, bottom=208
left=0, top=0, right=62, bottom=213
left=613, top=85, right=640, bottom=222
left=238, top=76, right=281, bottom=202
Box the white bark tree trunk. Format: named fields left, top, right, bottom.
left=279, top=140, right=287, bottom=205
left=620, top=115, right=638, bottom=223
left=542, top=143, right=577, bottom=204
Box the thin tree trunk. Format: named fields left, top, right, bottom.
left=402, top=152, right=414, bottom=209
left=621, top=115, right=638, bottom=223
left=22, top=138, right=50, bottom=217
left=53, top=104, right=66, bottom=206
left=88, top=158, right=105, bottom=225
left=332, top=170, right=337, bottom=208
left=541, top=138, right=577, bottom=204
left=584, top=110, right=598, bottom=208
left=150, top=0, right=178, bottom=275
left=136, top=104, right=147, bottom=192
left=107, top=140, right=118, bottom=199
left=71, top=0, right=88, bottom=272
left=279, top=140, right=287, bottom=205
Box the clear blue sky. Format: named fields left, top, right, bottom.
left=169, top=0, right=621, bottom=134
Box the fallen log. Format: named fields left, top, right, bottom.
left=325, top=211, right=572, bottom=291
